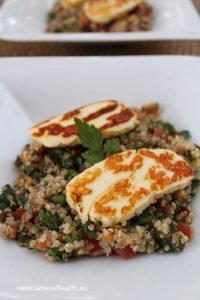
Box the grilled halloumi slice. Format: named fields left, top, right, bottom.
left=66, top=149, right=194, bottom=227
left=60, top=0, right=86, bottom=8
left=83, top=0, right=142, bottom=24
left=29, top=100, right=138, bottom=148
left=66, top=150, right=137, bottom=223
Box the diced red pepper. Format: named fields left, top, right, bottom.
left=177, top=225, right=193, bottom=238
left=114, top=246, right=136, bottom=259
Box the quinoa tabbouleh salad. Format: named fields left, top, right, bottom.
left=46, top=0, right=153, bottom=33
left=0, top=100, right=200, bottom=262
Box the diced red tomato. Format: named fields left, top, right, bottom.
left=177, top=225, right=193, bottom=238
left=16, top=208, right=25, bottom=219
left=85, top=238, right=102, bottom=253
left=153, top=128, right=165, bottom=138
left=0, top=212, right=6, bottom=222
left=114, top=246, right=136, bottom=259
left=12, top=208, right=25, bottom=220
left=78, top=13, right=91, bottom=28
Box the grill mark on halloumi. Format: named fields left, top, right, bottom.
left=66, top=149, right=194, bottom=227
left=62, top=109, right=81, bottom=121
left=30, top=100, right=138, bottom=148
left=84, top=101, right=118, bottom=122
left=100, top=108, right=134, bottom=130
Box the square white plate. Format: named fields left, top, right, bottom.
left=0, top=56, right=200, bottom=300
left=0, top=0, right=200, bottom=42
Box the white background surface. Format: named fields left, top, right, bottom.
left=0, top=0, right=200, bottom=41
left=0, top=56, right=200, bottom=300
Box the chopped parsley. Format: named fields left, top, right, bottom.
left=0, top=184, right=28, bottom=209
left=48, top=148, right=74, bottom=168
left=17, top=234, right=31, bottom=247
left=39, top=210, right=61, bottom=231
left=17, top=195, right=27, bottom=206
left=63, top=234, right=82, bottom=243
left=50, top=194, right=66, bottom=206
left=191, top=178, right=200, bottom=196
left=0, top=185, right=14, bottom=209
left=83, top=221, right=97, bottom=239
left=23, top=165, right=46, bottom=181
left=14, top=156, right=22, bottom=168
left=48, top=248, right=68, bottom=261
left=131, top=211, right=155, bottom=225
left=65, top=169, right=79, bottom=181
left=185, top=151, right=193, bottom=162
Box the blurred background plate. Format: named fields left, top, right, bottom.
left=0, top=0, right=200, bottom=42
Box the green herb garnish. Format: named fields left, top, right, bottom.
left=48, top=248, right=68, bottom=261
left=178, top=130, right=191, bottom=139
left=170, top=222, right=178, bottom=233
left=39, top=210, right=61, bottom=231
left=50, top=194, right=66, bottom=206
left=83, top=221, right=97, bottom=239
left=131, top=212, right=155, bottom=225
left=162, top=122, right=177, bottom=135
left=134, top=141, right=151, bottom=150
left=0, top=184, right=16, bottom=209
left=74, top=118, right=121, bottom=164
left=75, top=118, right=103, bottom=152
left=17, top=234, right=31, bottom=247
left=63, top=234, right=82, bottom=243
left=48, top=148, right=74, bottom=168
left=23, top=166, right=46, bottom=181
left=66, top=170, right=79, bottom=181
left=185, top=151, right=193, bottom=162
left=191, top=178, right=200, bottom=197
left=48, top=247, right=58, bottom=257
left=14, top=156, right=22, bottom=168
left=82, top=150, right=104, bottom=164
left=103, top=138, right=121, bottom=157
left=17, top=195, right=27, bottom=206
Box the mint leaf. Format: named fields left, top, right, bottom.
left=74, top=118, right=103, bottom=152
left=82, top=149, right=104, bottom=164
left=103, top=138, right=121, bottom=157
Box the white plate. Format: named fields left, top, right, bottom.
left=0, top=56, right=200, bottom=300
left=0, top=0, right=200, bottom=42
